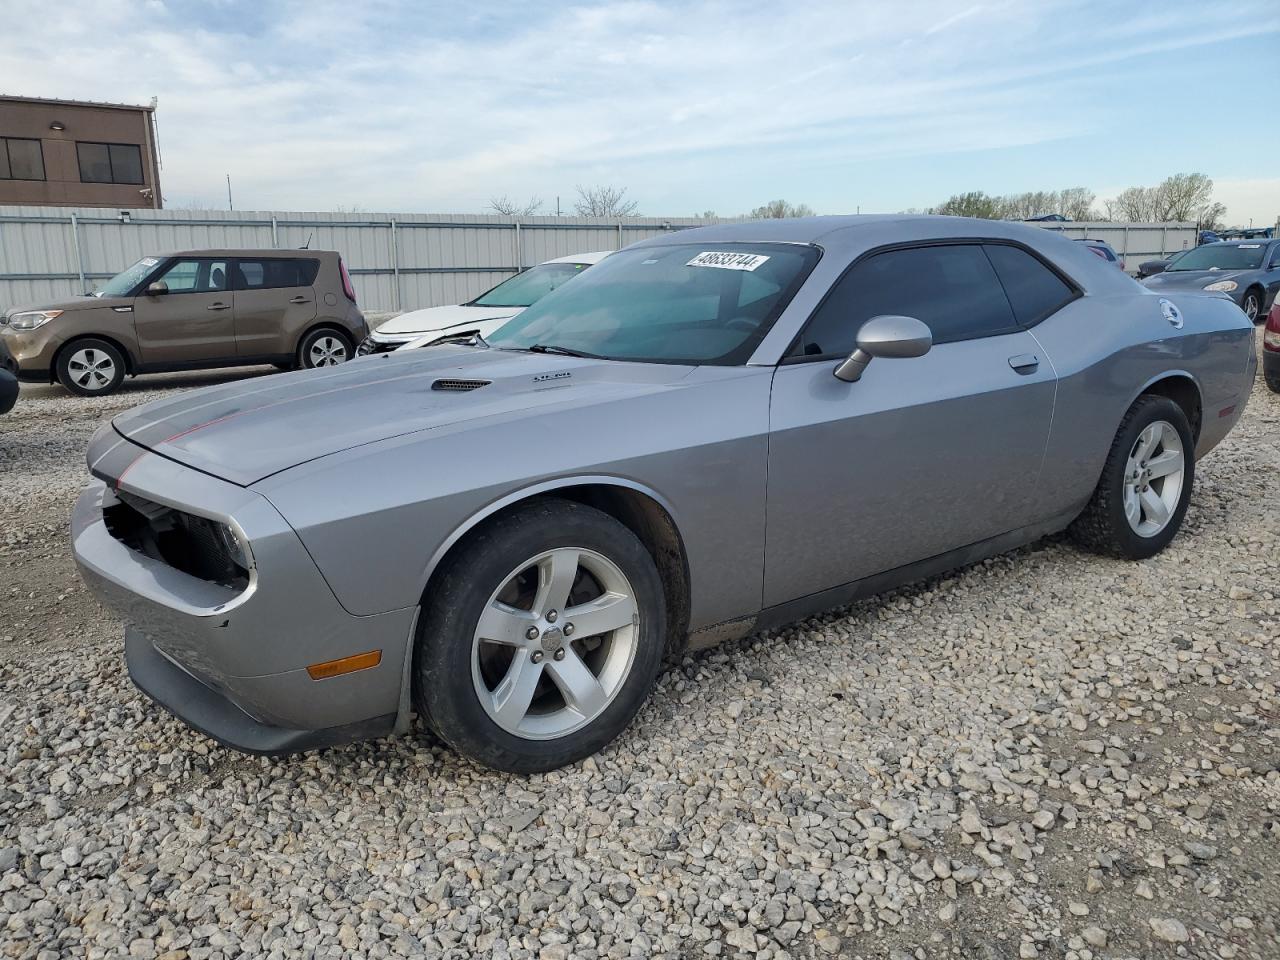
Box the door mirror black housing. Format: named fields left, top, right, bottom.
left=834, top=315, right=933, bottom=382
left=146, top=280, right=169, bottom=296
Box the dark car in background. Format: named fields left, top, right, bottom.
left=1137, top=250, right=1189, bottom=279
left=0, top=249, right=367, bottom=396
left=1264, top=301, right=1280, bottom=393
left=1140, top=239, right=1280, bottom=322
left=0, top=338, right=17, bottom=414
left=1075, top=238, right=1125, bottom=271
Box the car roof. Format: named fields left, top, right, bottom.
left=158, top=249, right=336, bottom=259
left=541, top=250, right=613, bottom=265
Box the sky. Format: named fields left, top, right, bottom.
left=3, top=0, right=1278, bottom=225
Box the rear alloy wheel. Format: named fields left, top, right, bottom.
left=56, top=339, right=126, bottom=396
left=298, top=328, right=352, bottom=369
left=415, top=498, right=666, bottom=773
left=1241, top=289, right=1261, bottom=322
left=1070, top=395, right=1195, bottom=559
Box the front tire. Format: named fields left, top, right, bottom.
left=1241, top=288, right=1262, bottom=323
left=298, top=328, right=353, bottom=369
left=56, top=338, right=126, bottom=396
left=1070, top=395, right=1194, bottom=559
left=414, top=498, right=666, bottom=773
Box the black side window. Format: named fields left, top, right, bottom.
left=233, top=259, right=320, bottom=290
left=796, top=244, right=1018, bottom=357
left=984, top=244, right=1076, bottom=327
left=0, top=138, right=45, bottom=180
left=77, top=142, right=144, bottom=185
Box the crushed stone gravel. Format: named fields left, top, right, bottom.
left=2, top=361, right=1278, bottom=959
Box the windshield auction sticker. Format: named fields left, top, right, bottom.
left=687, top=251, right=770, bottom=271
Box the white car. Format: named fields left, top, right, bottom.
left=357, top=251, right=611, bottom=354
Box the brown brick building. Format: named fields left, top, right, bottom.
left=0, top=95, right=162, bottom=208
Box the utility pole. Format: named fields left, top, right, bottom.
left=226, top=174, right=234, bottom=211
left=556, top=196, right=560, bottom=217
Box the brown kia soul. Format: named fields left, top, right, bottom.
left=0, top=249, right=367, bottom=396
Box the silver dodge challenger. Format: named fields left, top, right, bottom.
left=72, top=215, right=1256, bottom=773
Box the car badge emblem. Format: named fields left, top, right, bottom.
left=1159, top=299, right=1183, bottom=329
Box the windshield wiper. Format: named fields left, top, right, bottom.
left=527, top=343, right=606, bottom=359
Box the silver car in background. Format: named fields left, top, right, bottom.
left=72, top=215, right=1255, bottom=772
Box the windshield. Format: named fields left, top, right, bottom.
left=96, top=256, right=162, bottom=297
left=487, top=242, right=820, bottom=365
left=1167, top=244, right=1266, bottom=272
left=470, top=262, right=592, bottom=308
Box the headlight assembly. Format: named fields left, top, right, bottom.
left=6, top=309, right=63, bottom=330
left=1203, top=280, right=1237, bottom=293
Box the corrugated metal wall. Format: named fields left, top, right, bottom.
left=0, top=207, right=713, bottom=312
left=1033, top=221, right=1199, bottom=267
left=0, top=208, right=1202, bottom=311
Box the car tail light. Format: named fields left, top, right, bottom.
left=1264, top=304, right=1280, bottom=352
left=339, top=258, right=358, bottom=303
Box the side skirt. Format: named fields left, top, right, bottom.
left=753, top=509, right=1078, bottom=634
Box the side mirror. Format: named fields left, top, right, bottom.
left=834, top=315, right=932, bottom=383
left=146, top=280, right=168, bottom=296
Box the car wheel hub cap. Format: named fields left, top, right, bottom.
left=1122, top=420, right=1184, bottom=538
left=471, top=547, right=639, bottom=740
left=310, top=337, right=346, bottom=366
left=67, top=348, right=115, bottom=390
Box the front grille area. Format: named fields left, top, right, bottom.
left=104, top=490, right=250, bottom=590
left=431, top=378, right=490, bottom=392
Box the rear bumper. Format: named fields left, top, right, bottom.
left=72, top=450, right=417, bottom=754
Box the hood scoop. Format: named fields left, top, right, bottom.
left=431, top=378, right=491, bottom=392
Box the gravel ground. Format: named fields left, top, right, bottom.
left=2, top=362, right=1278, bottom=960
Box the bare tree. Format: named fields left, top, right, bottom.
left=1109, top=186, right=1159, bottom=222
left=1057, top=187, right=1097, bottom=221
left=1197, top=201, right=1227, bottom=232
left=1153, top=173, right=1214, bottom=221
left=573, top=185, right=639, bottom=217
left=747, top=200, right=816, bottom=219
left=488, top=195, right=543, bottom=217
left=697, top=209, right=717, bottom=220
left=932, top=191, right=1001, bottom=219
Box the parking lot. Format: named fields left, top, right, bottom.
left=1, top=360, right=1278, bottom=960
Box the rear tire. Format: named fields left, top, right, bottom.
left=56, top=338, right=126, bottom=396
left=1070, top=395, right=1194, bottom=560
left=414, top=498, right=666, bottom=773
left=298, top=328, right=353, bottom=369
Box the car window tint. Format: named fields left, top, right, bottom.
left=983, top=244, right=1076, bottom=327
left=797, top=244, right=1018, bottom=356
left=234, top=259, right=320, bottom=290
left=157, top=259, right=227, bottom=294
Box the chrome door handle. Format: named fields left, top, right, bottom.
left=1008, top=353, right=1039, bottom=373
left=289, top=296, right=310, bottom=304
left=206, top=303, right=231, bottom=311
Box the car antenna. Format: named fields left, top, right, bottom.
left=299, top=232, right=313, bottom=250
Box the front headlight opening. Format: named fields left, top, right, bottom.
left=104, top=491, right=252, bottom=589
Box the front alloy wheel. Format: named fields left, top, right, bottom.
left=472, top=548, right=639, bottom=739
left=415, top=498, right=666, bottom=773
left=1242, top=291, right=1260, bottom=322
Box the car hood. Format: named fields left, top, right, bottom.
left=4, top=295, right=130, bottom=318
left=111, top=347, right=697, bottom=486
left=1141, top=269, right=1252, bottom=289
left=375, top=303, right=523, bottom=336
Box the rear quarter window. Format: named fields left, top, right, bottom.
left=983, top=244, right=1077, bottom=327
left=234, top=258, right=320, bottom=290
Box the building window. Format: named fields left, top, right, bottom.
left=77, top=141, right=145, bottom=185
left=0, top=137, right=46, bottom=181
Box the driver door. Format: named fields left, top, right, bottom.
left=132, top=257, right=236, bottom=366
left=763, top=242, right=1060, bottom=607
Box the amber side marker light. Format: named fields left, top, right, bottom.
left=307, top=650, right=382, bottom=680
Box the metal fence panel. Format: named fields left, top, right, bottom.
left=0, top=207, right=1203, bottom=311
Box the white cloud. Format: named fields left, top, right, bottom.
left=1, top=0, right=1277, bottom=216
